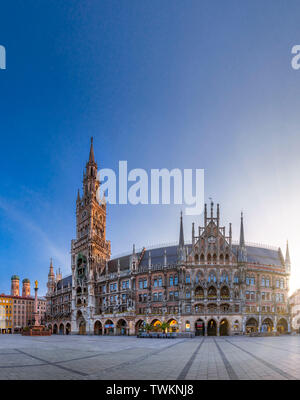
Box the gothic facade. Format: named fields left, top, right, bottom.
left=45, top=140, right=291, bottom=336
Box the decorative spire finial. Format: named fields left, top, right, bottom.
left=285, top=240, right=291, bottom=266
left=89, top=136, right=95, bottom=163
left=179, top=211, right=184, bottom=248
left=238, top=211, right=247, bottom=262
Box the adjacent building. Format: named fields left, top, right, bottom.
left=0, top=295, right=13, bottom=333
left=289, top=288, right=300, bottom=333
left=46, top=139, right=291, bottom=336
left=0, top=276, right=47, bottom=333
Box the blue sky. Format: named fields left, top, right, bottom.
left=1, top=0, right=300, bottom=295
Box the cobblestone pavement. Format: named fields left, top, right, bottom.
left=0, top=335, right=300, bottom=380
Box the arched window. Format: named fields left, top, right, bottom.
left=280, top=279, right=284, bottom=289
left=195, top=286, right=204, bottom=298
left=220, top=286, right=230, bottom=298
left=208, top=272, right=216, bottom=283
left=186, top=274, right=191, bottom=284
left=220, top=272, right=229, bottom=283
left=195, top=272, right=202, bottom=284
left=261, top=277, right=265, bottom=287
left=207, top=286, right=217, bottom=298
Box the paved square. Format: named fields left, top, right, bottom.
left=0, top=335, right=300, bottom=380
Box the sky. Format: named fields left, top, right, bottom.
left=1, top=0, right=300, bottom=295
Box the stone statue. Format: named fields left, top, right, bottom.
left=35, top=280, right=38, bottom=289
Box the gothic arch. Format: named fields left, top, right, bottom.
left=207, top=286, right=217, bottom=298
left=220, top=285, right=230, bottom=298
left=116, top=319, right=127, bottom=335
left=277, top=318, right=288, bottom=334
left=94, top=320, right=102, bottom=335
left=262, top=318, right=273, bottom=333
left=151, top=319, right=162, bottom=327
left=195, top=286, right=204, bottom=298
left=246, top=317, right=258, bottom=333
left=167, top=319, right=179, bottom=332
left=220, top=319, right=229, bottom=336
left=59, top=323, right=64, bottom=335
left=65, top=323, right=71, bottom=335
left=104, top=319, right=114, bottom=335
left=207, top=319, right=217, bottom=336
left=195, top=318, right=205, bottom=336
left=135, top=320, right=145, bottom=334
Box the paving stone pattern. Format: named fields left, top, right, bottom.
left=0, top=335, right=299, bottom=380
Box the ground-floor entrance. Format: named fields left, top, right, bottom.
left=207, top=319, right=217, bottom=336
left=220, top=319, right=229, bottom=336
left=195, top=319, right=205, bottom=336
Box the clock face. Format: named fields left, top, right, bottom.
left=208, top=236, right=216, bottom=244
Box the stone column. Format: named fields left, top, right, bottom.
left=34, top=281, right=40, bottom=326
left=242, top=316, right=246, bottom=334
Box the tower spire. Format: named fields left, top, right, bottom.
left=83, top=137, right=99, bottom=199
left=179, top=211, right=184, bottom=247
left=177, top=211, right=185, bottom=262
left=285, top=240, right=291, bottom=269
left=89, top=136, right=95, bottom=163
left=48, top=258, right=54, bottom=277
left=239, top=212, right=245, bottom=247
left=238, top=211, right=247, bottom=262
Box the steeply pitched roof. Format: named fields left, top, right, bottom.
left=107, top=243, right=284, bottom=273
left=56, top=275, right=72, bottom=290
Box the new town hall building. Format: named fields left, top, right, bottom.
left=45, top=140, right=291, bottom=336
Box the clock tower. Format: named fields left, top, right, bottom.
left=71, top=138, right=111, bottom=334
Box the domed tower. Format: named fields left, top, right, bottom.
left=22, top=279, right=30, bottom=297
left=11, top=275, right=20, bottom=296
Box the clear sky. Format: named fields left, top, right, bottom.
left=1, top=0, right=300, bottom=295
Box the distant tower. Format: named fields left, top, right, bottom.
left=47, top=258, right=55, bottom=295
left=22, top=279, right=30, bottom=297
left=177, top=211, right=185, bottom=262
left=285, top=240, right=291, bottom=272
left=237, top=212, right=247, bottom=263
left=11, top=275, right=20, bottom=296
left=56, top=268, right=62, bottom=283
